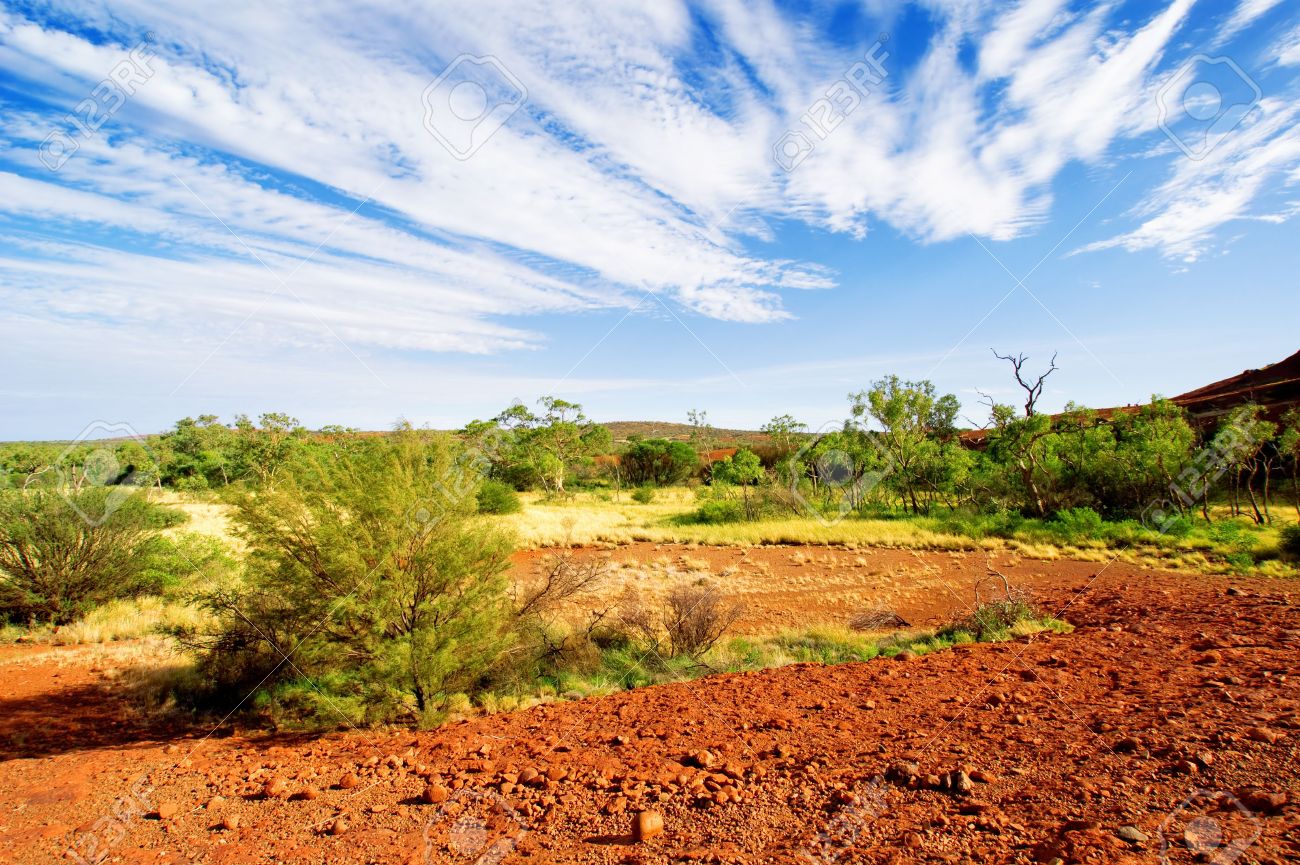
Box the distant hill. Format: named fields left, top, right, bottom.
left=601, top=421, right=771, bottom=446
left=1170, top=348, right=1300, bottom=425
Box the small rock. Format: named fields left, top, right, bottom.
left=1116, top=826, right=1148, bottom=844
left=1241, top=790, right=1287, bottom=813
left=338, top=772, right=360, bottom=790
left=263, top=778, right=289, bottom=799
left=689, top=750, right=715, bottom=768
left=328, top=818, right=348, bottom=836
left=633, top=810, right=664, bottom=842
left=1247, top=726, right=1283, bottom=744
left=894, top=649, right=915, bottom=662
left=294, top=787, right=319, bottom=801
left=221, top=815, right=239, bottom=831
left=951, top=770, right=973, bottom=795
left=156, top=802, right=180, bottom=821
left=205, top=796, right=224, bottom=810
left=422, top=784, right=450, bottom=804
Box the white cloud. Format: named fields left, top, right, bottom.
left=1075, top=99, right=1300, bottom=261
left=1275, top=24, right=1300, bottom=66
left=1218, top=0, right=1286, bottom=44
left=0, top=0, right=1296, bottom=405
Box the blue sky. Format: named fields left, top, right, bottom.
left=1, top=0, right=1299, bottom=440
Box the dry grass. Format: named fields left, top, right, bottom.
left=2, top=597, right=216, bottom=646
left=150, top=490, right=243, bottom=547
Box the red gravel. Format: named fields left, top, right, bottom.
left=2, top=549, right=1297, bottom=864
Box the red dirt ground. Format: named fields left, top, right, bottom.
left=1, top=546, right=1297, bottom=864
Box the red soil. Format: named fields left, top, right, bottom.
left=1, top=547, right=1297, bottom=864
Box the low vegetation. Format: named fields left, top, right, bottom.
left=1, top=355, right=1295, bottom=728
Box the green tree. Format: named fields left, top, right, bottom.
left=232, top=412, right=307, bottom=486
left=1219, top=405, right=1276, bottom=524
left=762, top=414, right=807, bottom=483
left=851, top=376, right=959, bottom=513
left=483, top=398, right=610, bottom=495
left=713, top=447, right=764, bottom=520
left=189, top=429, right=515, bottom=719
left=622, top=438, right=698, bottom=486
left=0, top=489, right=182, bottom=624
left=158, top=415, right=234, bottom=489
left=1279, top=408, right=1300, bottom=521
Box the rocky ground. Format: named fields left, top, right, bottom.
left=1, top=547, right=1297, bottom=864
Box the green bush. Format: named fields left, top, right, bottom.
left=140, top=532, right=236, bottom=596
left=630, top=485, right=656, bottom=504
left=476, top=479, right=522, bottom=515
left=184, top=429, right=517, bottom=723
left=1048, top=507, right=1104, bottom=543
left=1278, top=524, right=1300, bottom=559
left=938, top=597, right=1037, bottom=642
left=693, top=499, right=745, bottom=524
left=622, top=439, right=698, bottom=486
left=0, top=489, right=183, bottom=625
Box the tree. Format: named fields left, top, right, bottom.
left=1279, top=408, right=1300, bottom=521
left=851, top=376, right=959, bottom=513
left=992, top=350, right=1058, bottom=417
left=158, top=415, right=234, bottom=489
left=1219, top=405, right=1276, bottom=524
left=189, top=428, right=515, bottom=718
left=621, top=438, right=697, bottom=486
left=232, top=412, right=307, bottom=485
left=0, top=489, right=182, bottom=624
left=479, top=398, right=611, bottom=495
left=713, top=448, right=764, bottom=520
left=762, top=414, right=807, bottom=482
left=686, top=409, right=714, bottom=452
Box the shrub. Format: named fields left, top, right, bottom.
left=619, top=580, right=743, bottom=659
left=141, top=532, right=237, bottom=596
left=477, top=479, right=522, bottom=515
left=0, top=489, right=183, bottom=625
left=938, top=596, right=1038, bottom=642
left=622, top=439, right=698, bottom=486
left=1049, top=507, right=1104, bottom=541
left=1279, top=524, right=1300, bottom=559
left=184, top=428, right=516, bottom=721
left=630, top=485, right=656, bottom=504
left=692, top=499, right=744, bottom=524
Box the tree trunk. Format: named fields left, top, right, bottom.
left=1261, top=460, right=1272, bottom=524
left=1245, top=464, right=1264, bottom=525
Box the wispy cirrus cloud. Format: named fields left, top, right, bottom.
left=0, top=0, right=1297, bottom=421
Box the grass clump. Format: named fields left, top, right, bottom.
left=630, top=485, right=656, bottom=504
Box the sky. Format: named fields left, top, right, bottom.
left=1, top=0, right=1299, bottom=440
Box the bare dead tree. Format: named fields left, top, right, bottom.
left=992, top=349, right=1059, bottom=417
